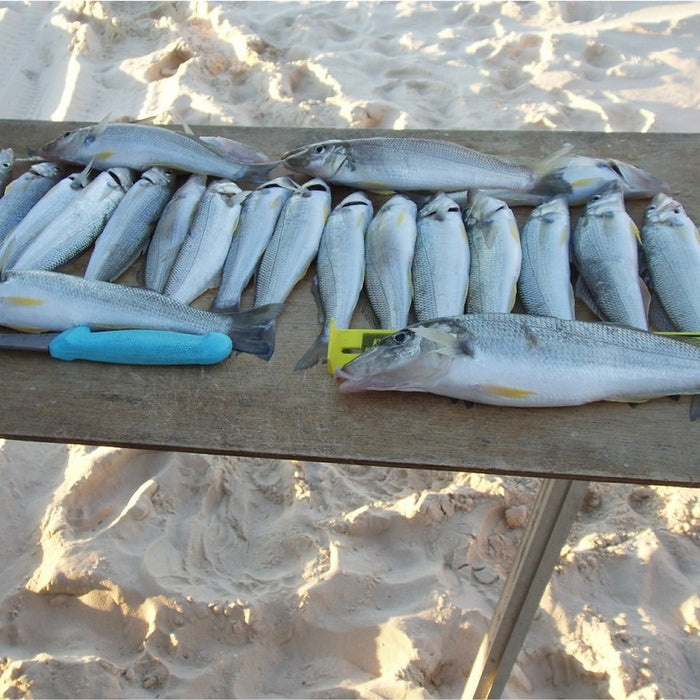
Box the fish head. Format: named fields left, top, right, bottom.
left=419, top=192, right=461, bottom=223
left=142, top=166, right=177, bottom=189
left=281, top=140, right=349, bottom=179
left=607, top=158, right=671, bottom=199
left=643, top=192, right=690, bottom=228
left=40, top=125, right=98, bottom=163
left=335, top=321, right=460, bottom=393
left=582, top=180, right=624, bottom=215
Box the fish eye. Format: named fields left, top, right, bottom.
left=392, top=331, right=409, bottom=345
left=313, top=145, right=325, bottom=154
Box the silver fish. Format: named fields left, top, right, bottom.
left=282, top=137, right=536, bottom=193
left=572, top=182, right=648, bottom=330
left=0, top=147, right=14, bottom=196
left=85, top=167, right=176, bottom=282
left=0, top=268, right=283, bottom=359
left=164, top=180, right=245, bottom=305
left=144, top=173, right=207, bottom=293
left=0, top=163, right=92, bottom=270
left=12, top=168, right=135, bottom=272
left=534, top=151, right=670, bottom=205
left=335, top=313, right=700, bottom=408
left=212, top=177, right=296, bottom=312
left=641, top=193, right=700, bottom=331
left=412, top=193, right=470, bottom=323
left=40, top=121, right=278, bottom=183
left=364, top=194, right=417, bottom=329
left=463, top=191, right=521, bottom=314
left=254, top=178, right=331, bottom=308
left=0, top=162, right=64, bottom=244
left=295, top=191, right=373, bottom=371
left=198, top=135, right=270, bottom=164
left=517, top=196, right=574, bottom=320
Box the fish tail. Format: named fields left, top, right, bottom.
left=532, top=145, right=575, bottom=197
left=222, top=302, right=285, bottom=360
left=240, top=161, right=283, bottom=184
left=294, top=332, right=329, bottom=372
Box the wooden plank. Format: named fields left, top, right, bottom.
left=0, top=121, right=698, bottom=486
left=461, top=478, right=589, bottom=699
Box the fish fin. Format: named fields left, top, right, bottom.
left=413, top=326, right=467, bottom=356
left=182, top=122, right=195, bottom=136
left=309, top=273, right=324, bottom=325
left=638, top=275, right=651, bottom=317
left=72, top=158, right=94, bottom=188
left=94, top=113, right=112, bottom=137
left=532, top=145, right=575, bottom=197
left=240, top=161, right=284, bottom=185
left=294, top=332, right=329, bottom=372
left=481, top=385, right=537, bottom=399
left=226, top=302, right=285, bottom=360
left=690, top=396, right=700, bottom=422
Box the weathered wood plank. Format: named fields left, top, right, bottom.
left=0, top=121, right=697, bottom=486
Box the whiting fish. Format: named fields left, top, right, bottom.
left=0, top=268, right=283, bottom=360
left=335, top=313, right=700, bottom=411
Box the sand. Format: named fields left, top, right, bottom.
left=0, top=1, right=699, bottom=698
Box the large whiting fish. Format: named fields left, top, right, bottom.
left=335, top=313, right=700, bottom=410
left=463, top=191, right=521, bottom=314
left=12, top=168, right=135, bottom=272
left=85, top=167, right=176, bottom=282
left=641, top=193, right=700, bottom=331
left=144, top=173, right=208, bottom=293
left=0, top=269, right=283, bottom=360
left=295, top=191, right=373, bottom=371
left=282, top=137, right=538, bottom=194
left=40, top=120, right=278, bottom=183
left=517, top=196, right=574, bottom=320
left=572, top=182, right=649, bottom=330
left=212, top=177, right=296, bottom=312
left=254, top=178, right=331, bottom=308
left=364, top=194, right=418, bottom=329
left=0, top=163, right=92, bottom=269
left=412, top=193, right=470, bottom=323
left=0, top=162, right=64, bottom=244
left=164, top=179, right=245, bottom=305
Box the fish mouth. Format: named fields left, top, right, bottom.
left=334, top=368, right=369, bottom=393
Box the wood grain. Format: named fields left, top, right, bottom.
left=0, top=120, right=697, bottom=486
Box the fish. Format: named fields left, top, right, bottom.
left=254, top=178, right=331, bottom=308
left=335, top=313, right=700, bottom=409
left=0, top=162, right=92, bottom=270
left=40, top=120, right=278, bottom=183
left=281, top=137, right=537, bottom=194
left=11, top=168, right=135, bottom=272
left=84, top=167, right=176, bottom=282
left=364, top=194, right=418, bottom=329
left=144, top=173, right=207, bottom=293
left=0, top=268, right=283, bottom=360
left=571, top=182, right=649, bottom=330
left=641, top=193, right=700, bottom=331
left=295, top=191, right=373, bottom=371
left=412, top=193, right=470, bottom=322
left=164, top=179, right=245, bottom=305
left=534, top=151, right=670, bottom=205
left=0, top=162, right=64, bottom=245
left=0, top=147, right=14, bottom=196
left=211, top=177, right=296, bottom=312
left=517, top=196, right=574, bottom=320
left=442, top=152, right=671, bottom=207
left=463, top=191, right=521, bottom=313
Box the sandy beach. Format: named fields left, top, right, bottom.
left=0, top=2, right=699, bottom=698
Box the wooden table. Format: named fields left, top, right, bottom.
left=0, top=121, right=697, bottom=698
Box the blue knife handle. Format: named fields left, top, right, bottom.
left=48, top=327, right=233, bottom=365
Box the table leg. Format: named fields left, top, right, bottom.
left=461, top=477, right=589, bottom=699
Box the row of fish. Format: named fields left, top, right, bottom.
left=0, top=122, right=697, bottom=414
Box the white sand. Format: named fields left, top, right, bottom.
left=0, top=1, right=699, bottom=698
